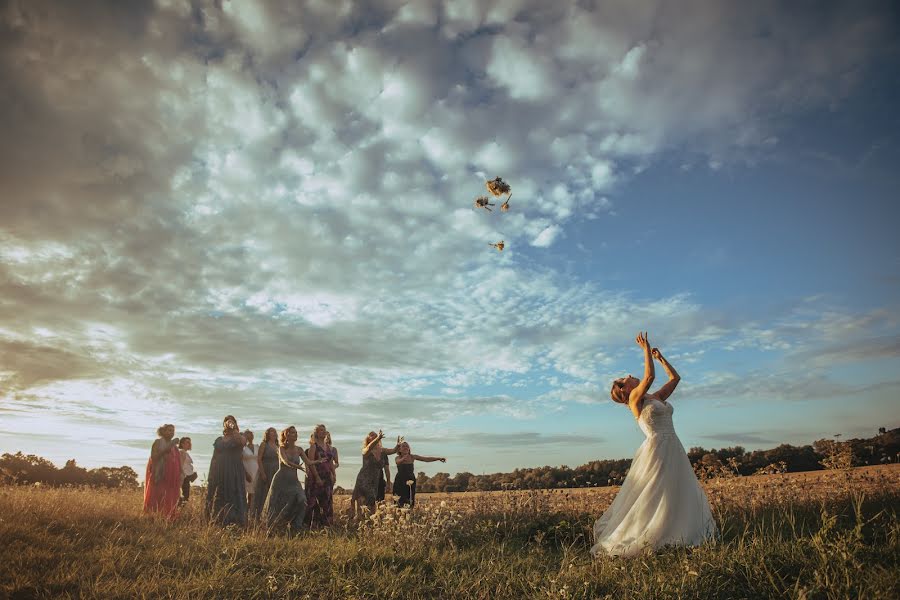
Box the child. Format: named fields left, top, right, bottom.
left=179, top=437, right=198, bottom=504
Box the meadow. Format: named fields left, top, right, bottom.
left=0, top=465, right=897, bottom=599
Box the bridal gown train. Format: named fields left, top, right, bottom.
left=591, top=398, right=716, bottom=558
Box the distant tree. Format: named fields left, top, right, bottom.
left=90, top=466, right=139, bottom=488
left=429, top=472, right=450, bottom=493
left=0, top=452, right=138, bottom=488
left=451, top=472, right=474, bottom=492
left=687, top=447, right=708, bottom=465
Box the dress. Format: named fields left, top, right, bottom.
left=591, top=399, right=716, bottom=557
left=205, top=435, right=248, bottom=526
left=251, top=442, right=279, bottom=518
left=393, top=462, right=417, bottom=508
left=376, top=452, right=389, bottom=502
left=353, top=450, right=384, bottom=509
left=242, top=444, right=259, bottom=497
left=262, top=450, right=307, bottom=532
left=143, top=439, right=182, bottom=518
left=305, top=443, right=335, bottom=526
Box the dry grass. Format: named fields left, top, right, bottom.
left=1, top=465, right=898, bottom=599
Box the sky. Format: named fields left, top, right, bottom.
left=1, top=0, right=898, bottom=488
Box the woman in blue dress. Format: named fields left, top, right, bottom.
left=251, top=427, right=279, bottom=519
left=205, top=415, right=248, bottom=526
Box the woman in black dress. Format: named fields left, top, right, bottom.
left=393, top=440, right=445, bottom=508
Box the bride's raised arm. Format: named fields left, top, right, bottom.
left=651, top=347, right=681, bottom=401
left=628, top=332, right=655, bottom=417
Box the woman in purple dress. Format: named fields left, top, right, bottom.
left=305, top=424, right=336, bottom=527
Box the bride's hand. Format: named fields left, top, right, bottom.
left=651, top=347, right=661, bottom=361
left=635, top=331, right=650, bottom=349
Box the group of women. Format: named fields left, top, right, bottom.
left=142, top=416, right=445, bottom=534
left=145, top=333, right=717, bottom=556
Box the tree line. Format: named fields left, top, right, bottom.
left=0, top=452, right=138, bottom=488
left=411, top=427, right=899, bottom=492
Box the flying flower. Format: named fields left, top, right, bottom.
left=500, top=194, right=511, bottom=212
left=489, top=241, right=505, bottom=252
left=474, top=196, right=495, bottom=211
left=486, top=176, right=511, bottom=197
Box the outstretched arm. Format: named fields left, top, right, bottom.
left=412, top=455, right=446, bottom=463
left=628, top=332, right=655, bottom=418
left=362, top=431, right=385, bottom=455
left=651, top=348, right=681, bottom=401
left=298, top=447, right=322, bottom=482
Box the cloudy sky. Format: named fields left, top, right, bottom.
left=1, top=0, right=898, bottom=487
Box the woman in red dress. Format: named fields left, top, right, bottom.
left=143, top=423, right=182, bottom=519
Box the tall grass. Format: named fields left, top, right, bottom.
left=1, top=466, right=897, bottom=599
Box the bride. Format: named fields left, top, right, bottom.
left=591, top=332, right=716, bottom=558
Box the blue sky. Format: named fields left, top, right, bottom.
left=0, top=1, right=898, bottom=488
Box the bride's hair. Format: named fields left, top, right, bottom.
left=610, top=380, right=628, bottom=404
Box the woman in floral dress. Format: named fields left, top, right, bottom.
left=305, top=424, right=336, bottom=526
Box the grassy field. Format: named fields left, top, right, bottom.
left=1, top=465, right=897, bottom=599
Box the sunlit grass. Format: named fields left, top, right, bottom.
left=1, top=465, right=897, bottom=599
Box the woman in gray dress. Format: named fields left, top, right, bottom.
left=205, top=415, right=247, bottom=526
left=350, top=430, right=398, bottom=517
left=262, top=425, right=322, bottom=534
left=251, top=427, right=279, bottom=519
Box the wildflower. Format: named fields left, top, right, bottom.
left=489, top=241, right=505, bottom=252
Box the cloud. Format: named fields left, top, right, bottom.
left=531, top=225, right=562, bottom=248
left=698, top=432, right=777, bottom=446
left=436, top=431, right=602, bottom=448
left=0, top=0, right=895, bottom=481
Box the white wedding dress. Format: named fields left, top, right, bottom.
left=591, top=398, right=716, bottom=558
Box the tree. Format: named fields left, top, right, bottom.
left=0, top=452, right=138, bottom=487
left=429, top=472, right=450, bottom=493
